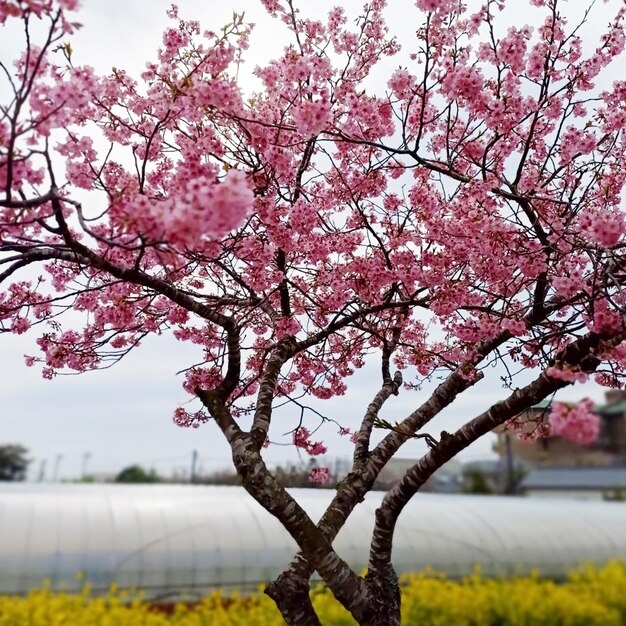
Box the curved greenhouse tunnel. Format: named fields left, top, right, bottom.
left=0, top=483, right=625, bottom=599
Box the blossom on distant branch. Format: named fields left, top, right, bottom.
left=548, top=399, right=601, bottom=445
left=309, top=466, right=330, bottom=484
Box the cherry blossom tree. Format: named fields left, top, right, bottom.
left=2, top=0, right=626, bottom=623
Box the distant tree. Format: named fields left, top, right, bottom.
left=604, top=488, right=626, bottom=502
left=0, top=445, right=30, bottom=481
left=115, top=465, right=161, bottom=484
left=461, top=469, right=493, bottom=495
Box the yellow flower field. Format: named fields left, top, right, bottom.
left=0, top=562, right=624, bottom=626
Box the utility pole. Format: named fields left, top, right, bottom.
left=504, top=433, right=516, bottom=495
left=52, top=454, right=63, bottom=482
left=190, top=449, right=198, bottom=484
left=81, top=452, right=91, bottom=480
left=37, top=459, right=46, bottom=482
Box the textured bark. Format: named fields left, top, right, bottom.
left=265, top=344, right=499, bottom=619
left=353, top=371, right=402, bottom=468
left=265, top=567, right=322, bottom=626
left=266, top=343, right=494, bottom=607
left=204, top=309, right=621, bottom=624
left=198, top=389, right=373, bottom=623
left=359, top=567, right=401, bottom=626
left=250, top=338, right=296, bottom=448
left=367, top=329, right=616, bottom=574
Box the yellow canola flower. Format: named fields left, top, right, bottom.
left=0, top=561, right=624, bottom=626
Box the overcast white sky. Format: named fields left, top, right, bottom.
left=0, top=0, right=619, bottom=481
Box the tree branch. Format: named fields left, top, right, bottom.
left=367, top=328, right=622, bottom=576
left=198, top=390, right=371, bottom=622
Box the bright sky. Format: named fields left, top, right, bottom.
left=0, top=0, right=619, bottom=482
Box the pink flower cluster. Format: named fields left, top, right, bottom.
left=546, top=364, right=589, bottom=384
left=173, top=407, right=211, bottom=429
left=579, top=209, right=625, bottom=248
left=559, top=126, right=596, bottom=166
left=183, top=367, right=223, bottom=394
left=548, top=399, right=600, bottom=445
left=145, top=170, right=254, bottom=249
left=506, top=415, right=551, bottom=442
left=416, top=0, right=457, bottom=15
left=497, top=26, right=533, bottom=75
left=388, top=68, right=416, bottom=100
left=292, top=98, right=332, bottom=136
left=0, top=0, right=78, bottom=25
left=552, top=272, right=586, bottom=299
left=293, top=427, right=327, bottom=456
left=585, top=300, right=624, bottom=335
left=309, top=466, right=330, bottom=484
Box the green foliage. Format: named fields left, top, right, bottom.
left=0, top=444, right=29, bottom=481
left=115, top=465, right=162, bottom=483
left=461, top=469, right=494, bottom=495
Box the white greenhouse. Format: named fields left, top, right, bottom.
left=0, top=483, right=625, bottom=598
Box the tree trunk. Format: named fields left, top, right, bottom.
left=359, top=567, right=401, bottom=626
left=265, top=570, right=322, bottom=626
left=266, top=566, right=401, bottom=626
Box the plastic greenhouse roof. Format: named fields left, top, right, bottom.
left=0, top=483, right=625, bottom=598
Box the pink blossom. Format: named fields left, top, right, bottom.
left=498, top=26, right=532, bottom=75
left=309, top=467, right=330, bottom=484
left=388, top=68, right=415, bottom=100
left=579, top=210, right=625, bottom=248
left=0, top=0, right=79, bottom=25
left=502, top=319, right=526, bottom=337
left=173, top=407, right=210, bottom=429
left=549, top=399, right=600, bottom=445
left=585, top=300, right=624, bottom=335
left=11, top=317, right=31, bottom=334
left=293, top=427, right=327, bottom=456
left=292, top=98, right=331, bottom=136
left=506, top=416, right=551, bottom=442
left=552, top=273, right=585, bottom=299
left=183, top=367, right=222, bottom=394
left=260, top=0, right=283, bottom=16
left=416, top=0, right=456, bottom=14
left=546, top=364, right=589, bottom=384
left=143, top=169, right=254, bottom=249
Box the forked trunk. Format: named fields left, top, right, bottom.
left=265, top=571, right=322, bottom=626
left=267, top=566, right=401, bottom=626
left=359, top=567, right=402, bottom=626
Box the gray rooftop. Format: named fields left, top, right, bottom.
left=521, top=467, right=626, bottom=490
